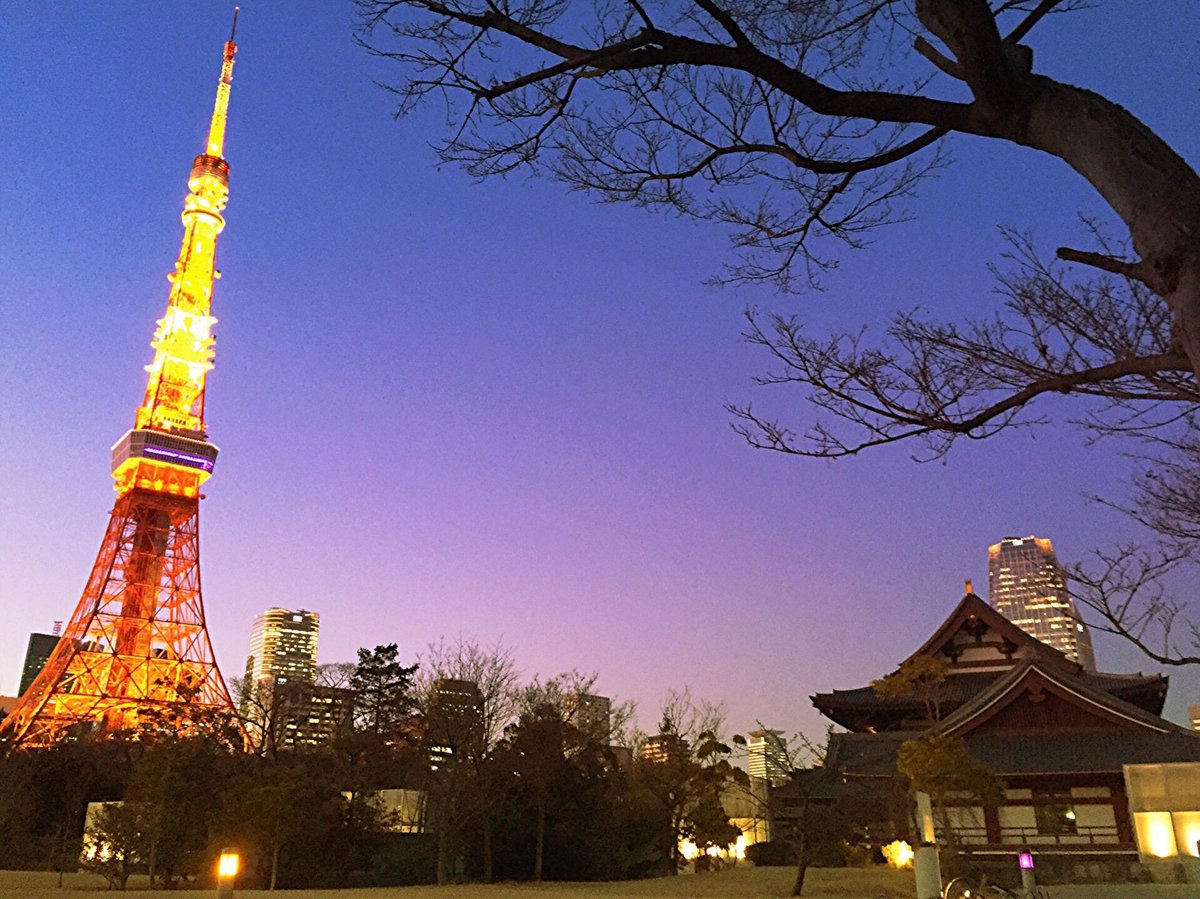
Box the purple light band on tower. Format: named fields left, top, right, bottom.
left=142, top=445, right=215, bottom=471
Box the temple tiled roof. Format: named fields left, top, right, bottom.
left=812, top=592, right=1168, bottom=732
left=821, top=659, right=1200, bottom=779
left=814, top=669, right=1166, bottom=719
left=906, top=593, right=1076, bottom=671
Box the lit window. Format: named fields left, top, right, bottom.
left=1033, top=791, right=1077, bottom=835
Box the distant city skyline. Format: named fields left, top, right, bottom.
left=3, top=3, right=1198, bottom=739
left=987, top=536, right=1096, bottom=671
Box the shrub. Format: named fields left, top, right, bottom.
left=745, top=840, right=795, bottom=867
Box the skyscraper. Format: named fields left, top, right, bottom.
left=18, top=630, right=62, bottom=698
left=240, top=608, right=322, bottom=745
left=746, top=729, right=789, bottom=786
left=987, top=536, right=1096, bottom=671
left=259, top=678, right=355, bottom=752
left=566, top=692, right=612, bottom=742
left=243, top=608, right=320, bottom=688
left=640, top=732, right=687, bottom=765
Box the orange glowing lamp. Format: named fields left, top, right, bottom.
left=217, top=848, right=239, bottom=897
left=218, top=850, right=239, bottom=878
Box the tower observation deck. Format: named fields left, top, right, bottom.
left=1, top=12, right=245, bottom=746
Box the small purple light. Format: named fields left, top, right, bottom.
left=1018, top=850, right=1034, bottom=870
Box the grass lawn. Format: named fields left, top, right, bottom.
left=0, top=867, right=914, bottom=897
left=7, top=868, right=1200, bottom=897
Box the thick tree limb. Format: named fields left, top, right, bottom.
left=1057, top=246, right=1157, bottom=289
left=1005, top=0, right=1066, bottom=45
left=690, top=0, right=752, bottom=48
left=914, top=37, right=964, bottom=80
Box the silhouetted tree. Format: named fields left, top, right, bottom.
left=416, top=638, right=518, bottom=884
left=79, top=801, right=145, bottom=891
left=635, top=690, right=735, bottom=874
left=125, top=731, right=237, bottom=887
left=872, top=655, right=950, bottom=725
left=356, top=0, right=1200, bottom=397
left=222, top=758, right=331, bottom=890
left=897, top=731, right=1005, bottom=860
left=351, top=644, right=419, bottom=735
left=685, top=796, right=741, bottom=869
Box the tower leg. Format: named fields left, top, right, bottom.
left=1, top=489, right=240, bottom=747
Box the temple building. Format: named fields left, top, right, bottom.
left=805, top=586, right=1200, bottom=862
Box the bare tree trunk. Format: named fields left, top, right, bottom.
left=667, top=809, right=684, bottom=875
left=533, top=800, right=545, bottom=882
left=269, top=843, right=280, bottom=891
left=482, top=818, right=493, bottom=883
left=913, top=2, right=1200, bottom=386
left=1017, top=77, right=1200, bottom=382
left=55, top=825, right=67, bottom=888
left=791, top=860, right=808, bottom=897
left=436, top=829, right=449, bottom=885
left=791, top=806, right=809, bottom=896
left=147, top=835, right=158, bottom=889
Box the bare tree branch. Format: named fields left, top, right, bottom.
left=1070, top=546, right=1200, bottom=667
left=729, top=233, right=1197, bottom=459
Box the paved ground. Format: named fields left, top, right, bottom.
left=1045, top=887, right=1200, bottom=897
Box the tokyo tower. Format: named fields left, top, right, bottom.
left=2, top=13, right=244, bottom=746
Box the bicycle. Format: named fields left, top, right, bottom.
left=942, top=874, right=1017, bottom=898
left=941, top=875, right=1051, bottom=899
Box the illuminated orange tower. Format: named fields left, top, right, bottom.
left=2, top=13, right=243, bottom=746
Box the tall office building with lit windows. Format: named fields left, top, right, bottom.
left=243, top=608, right=320, bottom=688
left=987, top=536, right=1096, bottom=671
left=747, top=729, right=790, bottom=786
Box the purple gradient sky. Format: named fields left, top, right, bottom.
left=2, top=3, right=1198, bottom=739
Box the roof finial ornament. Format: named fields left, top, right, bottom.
left=965, top=579, right=974, bottom=595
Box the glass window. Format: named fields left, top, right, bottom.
left=1033, top=791, right=1077, bottom=835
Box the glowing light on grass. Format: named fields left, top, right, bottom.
left=882, top=839, right=914, bottom=869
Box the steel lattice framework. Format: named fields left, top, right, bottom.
left=2, top=14, right=244, bottom=747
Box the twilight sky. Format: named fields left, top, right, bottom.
left=2, top=2, right=1199, bottom=739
